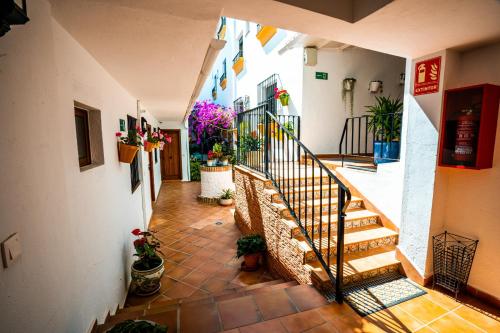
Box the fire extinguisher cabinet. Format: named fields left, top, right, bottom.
left=439, top=84, right=500, bottom=169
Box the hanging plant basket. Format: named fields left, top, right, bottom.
left=144, top=141, right=154, bottom=153
left=118, top=143, right=139, bottom=164
left=279, top=94, right=289, bottom=106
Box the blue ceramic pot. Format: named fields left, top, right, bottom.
left=374, top=141, right=400, bottom=164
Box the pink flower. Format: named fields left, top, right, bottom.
left=131, top=228, right=142, bottom=236
left=159, top=133, right=164, bottom=139
left=166, top=136, right=172, bottom=143
left=115, top=132, right=122, bottom=137
left=152, top=132, right=158, bottom=138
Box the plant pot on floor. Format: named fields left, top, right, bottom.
left=130, top=257, right=165, bottom=296
left=241, top=253, right=260, bottom=271
left=144, top=141, right=154, bottom=153
left=219, top=198, right=233, bottom=206
left=374, top=141, right=400, bottom=164
left=118, top=143, right=139, bottom=164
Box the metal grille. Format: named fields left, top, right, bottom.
left=432, top=231, right=478, bottom=298
left=257, top=74, right=279, bottom=115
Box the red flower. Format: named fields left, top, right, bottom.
left=134, top=238, right=146, bottom=247
left=131, top=228, right=142, bottom=236
left=115, top=132, right=122, bottom=137
left=165, top=136, right=172, bottom=143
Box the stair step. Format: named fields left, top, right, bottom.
left=297, top=226, right=398, bottom=262
left=309, top=248, right=401, bottom=287
left=277, top=184, right=339, bottom=201
left=299, top=196, right=364, bottom=215
left=290, top=209, right=380, bottom=237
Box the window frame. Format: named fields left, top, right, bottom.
left=74, top=107, right=92, bottom=168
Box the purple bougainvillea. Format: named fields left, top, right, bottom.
left=188, top=100, right=235, bottom=144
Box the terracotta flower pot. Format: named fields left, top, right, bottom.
left=144, top=141, right=154, bottom=152
left=131, top=258, right=165, bottom=296
left=243, top=253, right=260, bottom=271
left=118, top=143, right=139, bottom=164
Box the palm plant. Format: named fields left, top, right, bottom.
left=366, top=96, right=403, bottom=142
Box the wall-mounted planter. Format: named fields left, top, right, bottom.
left=369, top=80, right=383, bottom=93
left=232, top=57, right=244, bottom=75
left=118, top=143, right=139, bottom=163
left=220, top=78, right=227, bottom=90
left=144, top=141, right=154, bottom=153
left=256, top=26, right=277, bottom=47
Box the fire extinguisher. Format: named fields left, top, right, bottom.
left=454, top=109, right=477, bottom=163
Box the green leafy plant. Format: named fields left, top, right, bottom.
left=240, top=132, right=261, bottom=152
left=282, top=120, right=294, bottom=139
left=220, top=188, right=234, bottom=200
left=236, top=234, right=267, bottom=258
left=108, top=320, right=167, bottom=333
left=190, top=157, right=201, bottom=181
left=212, top=142, right=223, bottom=158
left=366, top=96, right=403, bottom=142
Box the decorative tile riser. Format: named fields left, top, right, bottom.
left=291, top=216, right=379, bottom=238
left=272, top=191, right=338, bottom=203
left=311, top=263, right=400, bottom=289
left=303, top=235, right=398, bottom=263
left=299, top=201, right=363, bottom=216
left=278, top=177, right=331, bottom=187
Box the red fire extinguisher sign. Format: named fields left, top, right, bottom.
left=414, top=57, right=441, bottom=96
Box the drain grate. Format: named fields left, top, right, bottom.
left=215, top=221, right=223, bottom=225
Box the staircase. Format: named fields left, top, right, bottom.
left=95, top=279, right=331, bottom=332
left=267, top=165, right=401, bottom=297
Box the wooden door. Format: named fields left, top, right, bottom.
left=147, top=125, right=156, bottom=202
left=161, top=129, right=182, bottom=180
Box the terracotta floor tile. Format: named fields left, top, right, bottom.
left=285, top=285, right=328, bottom=311
left=197, top=259, right=225, bottom=274
left=316, top=303, right=357, bottom=320
left=142, top=308, right=177, bottom=331
left=181, top=255, right=206, bottom=269
left=423, top=288, right=461, bottom=311
left=279, top=309, right=326, bottom=333
left=220, top=330, right=240, bottom=333
left=453, top=305, right=500, bottom=331
left=201, top=277, right=231, bottom=293
left=166, top=265, right=193, bottom=281
left=239, top=318, right=287, bottom=333
left=180, top=301, right=220, bottom=333
left=163, top=281, right=197, bottom=299
left=218, top=295, right=261, bottom=330
left=169, top=251, right=191, bottom=264
left=330, top=314, right=387, bottom=333
left=304, top=321, right=339, bottom=333
left=428, top=312, right=484, bottom=332
left=231, top=269, right=265, bottom=287
left=213, top=266, right=240, bottom=281
left=182, top=269, right=212, bottom=287
left=254, top=288, right=298, bottom=321
left=396, top=296, right=448, bottom=324
left=159, top=276, right=177, bottom=293
left=366, top=306, right=425, bottom=332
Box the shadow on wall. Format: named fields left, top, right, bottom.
left=263, top=29, right=287, bottom=55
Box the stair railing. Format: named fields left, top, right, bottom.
left=237, top=106, right=352, bottom=303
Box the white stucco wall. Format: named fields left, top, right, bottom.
left=301, top=47, right=406, bottom=154
left=0, top=1, right=160, bottom=332
left=433, top=42, right=500, bottom=298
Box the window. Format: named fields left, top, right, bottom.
left=239, top=36, right=244, bottom=56
left=154, top=127, right=158, bottom=164
left=74, top=108, right=91, bottom=167
left=257, top=74, right=279, bottom=114
left=127, top=115, right=140, bottom=192
left=73, top=102, right=104, bottom=171
left=233, top=96, right=250, bottom=113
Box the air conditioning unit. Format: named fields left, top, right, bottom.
left=304, top=47, right=317, bottom=66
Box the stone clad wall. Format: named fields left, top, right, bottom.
left=234, top=166, right=311, bottom=284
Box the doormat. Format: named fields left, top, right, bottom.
left=342, top=272, right=427, bottom=316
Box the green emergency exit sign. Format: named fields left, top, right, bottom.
left=315, top=72, right=328, bottom=80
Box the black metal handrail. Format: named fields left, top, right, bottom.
left=237, top=106, right=352, bottom=303
left=339, top=112, right=402, bottom=164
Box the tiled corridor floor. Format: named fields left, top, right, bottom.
left=125, top=181, right=274, bottom=308
left=123, top=181, right=500, bottom=332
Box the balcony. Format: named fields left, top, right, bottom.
left=256, top=24, right=277, bottom=47
left=211, top=86, right=217, bottom=100
left=219, top=72, right=227, bottom=90
left=217, top=16, right=227, bottom=40
left=232, top=50, right=244, bottom=76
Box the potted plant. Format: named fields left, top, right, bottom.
left=212, top=142, right=223, bottom=162
left=130, top=228, right=165, bottom=296
left=342, top=77, right=356, bottom=117
left=236, top=234, right=267, bottom=271
left=107, top=320, right=167, bottom=333
left=274, top=87, right=290, bottom=106
left=219, top=188, right=234, bottom=206
left=158, top=132, right=172, bottom=150
left=144, top=131, right=160, bottom=152
left=220, top=155, right=230, bottom=166
left=116, top=128, right=144, bottom=164
left=240, top=131, right=261, bottom=168
left=206, top=150, right=216, bottom=166
left=366, top=96, right=403, bottom=164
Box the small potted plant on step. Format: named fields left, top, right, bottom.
left=237, top=234, right=267, bottom=272
left=116, top=128, right=144, bottom=164
left=130, top=228, right=165, bottom=296
left=219, top=188, right=234, bottom=206
left=274, top=87, right=290, bottom=106
left=107, top=320, right=167, bottom=333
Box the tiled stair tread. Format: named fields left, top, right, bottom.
left=310, top=249, right=400, bottom=281
left=300, top=196, right=363, bottom=206
left=296, top=226, right=398, bottom=249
